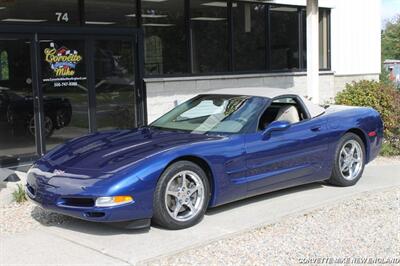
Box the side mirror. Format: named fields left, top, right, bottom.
left=262, top=120, right=291, bottom=138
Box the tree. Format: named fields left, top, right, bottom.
left=382, top=15, right=400, bottom=60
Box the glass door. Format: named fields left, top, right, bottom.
left=39, top=37, right=89, bottom=151
left=38, top=34, right=138, bottom=152
left=0, top=28, right=141, bottom=167
left=0, top=37, right=38, bottom=167
left=93, top=37, right=137, bottom=131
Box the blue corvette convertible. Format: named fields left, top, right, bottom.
left=26, top=88, right=383, bottom=229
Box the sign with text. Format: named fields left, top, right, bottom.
left=42, top=42, right=86, bottom=87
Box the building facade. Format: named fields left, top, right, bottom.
left=0, top=0, right=381, bottom=167
left=384, top=59, right=400, bottom=87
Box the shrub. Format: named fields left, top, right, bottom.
left=12, top=184, right=27, bottom=203
left=335, top=80, right=400, bottom=156
left=335, top=80, right=400, bottom=135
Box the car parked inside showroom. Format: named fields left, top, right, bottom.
left=26, top=88, right=383, bottom=229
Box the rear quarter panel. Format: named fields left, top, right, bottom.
left=324, top=106, right=383, bottom=166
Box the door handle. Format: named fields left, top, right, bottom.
left=310, top=126, right=322, bottom=132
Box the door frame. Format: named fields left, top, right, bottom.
left=0, top=33, right=39, bottom=164
left=0, top=25, right=145, bottom=160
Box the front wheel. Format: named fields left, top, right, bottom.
left=328, top=133, right=365, bottom=186
left=152, top=161, right=210, bottom=230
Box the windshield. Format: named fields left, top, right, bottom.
left=150, top=94, right=265, bottom=134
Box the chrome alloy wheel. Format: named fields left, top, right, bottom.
left=164, top=170, right=205, bottom=222
left=29, top=116, right=53, bottom=137
left=339, top=140, right=363, bottom=181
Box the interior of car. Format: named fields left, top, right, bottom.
left=258, top=96, right=309, bottom=130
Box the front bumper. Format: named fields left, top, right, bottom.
left=26, top=174, right=151, bottom=224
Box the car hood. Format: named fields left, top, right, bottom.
left=42, top=127, right=221, bottom=173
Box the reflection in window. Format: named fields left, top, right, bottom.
left=319, top=9, right=330, bottom=69
left=85, top=0, right=137, bottom=26
left=0, top=0, right=79, bottom=25
left=191, top=0, right=228, bottom=73
left=233, top=3, right=266, bottom=71
left=302, top=8, right=331, bottom=70
left=40, top=40, right=89, bottom=151
left=142, top=0, right=186, bottom=75
left=151, top=95, right=264, bottom=134
left=270, top=5, right=300, bottom=70
left=0, top=39, right=36, bottom=165
left=0, top=51, right=9, bottom=80
left=95, top=40, right=137, bottom=130
left=301, top=9, right=307, bottom=69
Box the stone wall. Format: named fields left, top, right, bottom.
left=333, top=74, right=380, bottom=95
left=145, top=72, right=378, bottom=123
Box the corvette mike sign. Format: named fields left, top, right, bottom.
left=42, top=42, right=86, bottom=87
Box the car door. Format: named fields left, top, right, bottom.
left=244, top=99, right=330, bottom=195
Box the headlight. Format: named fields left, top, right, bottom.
left=95, top=196, right=134, bottom=207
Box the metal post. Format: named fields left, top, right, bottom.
left=306, top=0, right=319, bottom=103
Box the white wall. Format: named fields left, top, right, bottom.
left=330, top=0, right=381, bottom=75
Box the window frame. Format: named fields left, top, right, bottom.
left=189, top=0, right=230, bottom=74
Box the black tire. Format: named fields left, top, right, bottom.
left=27, top=116, right=54, bottom=138
left=328, top=132, right=366, bottom=187
left=152, top=161, right=210, bottom=230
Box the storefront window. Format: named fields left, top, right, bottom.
left=95, top=39, right=137, bottom=130
left=319, top=9, right=330, bottom=69
left=190, top=0, right=228, bottom=73
left=233, top=2, right=266, bottom=72
left=0, top=0, right=79, bottom=25
left=0, top=39, right=37, bottom=166
left=270, top=5, right=300, bottom=70
left=302, top=8, right=331, bottom=70
left=301, top=9, right=307, bottom=69
left=85, top=0, right=137, bottom=26
left=142, top=0, right=187, bottom=75
left=0, top=50, right=9, bottom=80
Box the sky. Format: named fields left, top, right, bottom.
left=382, top=0, right=400, bottom=27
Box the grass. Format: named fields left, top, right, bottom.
left=12, top=184, right=27, bottom=203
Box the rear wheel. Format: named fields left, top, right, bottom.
left=152, top=161, right=210, bottom=230
left=328, top=133, right=365, bottom=186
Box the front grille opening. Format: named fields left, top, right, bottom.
left=84, top=212, right=105, bottom=218
left=60, top=198, right=95, bottom=207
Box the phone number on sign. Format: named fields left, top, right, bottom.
left=54, top=81, right=78, bottom=87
